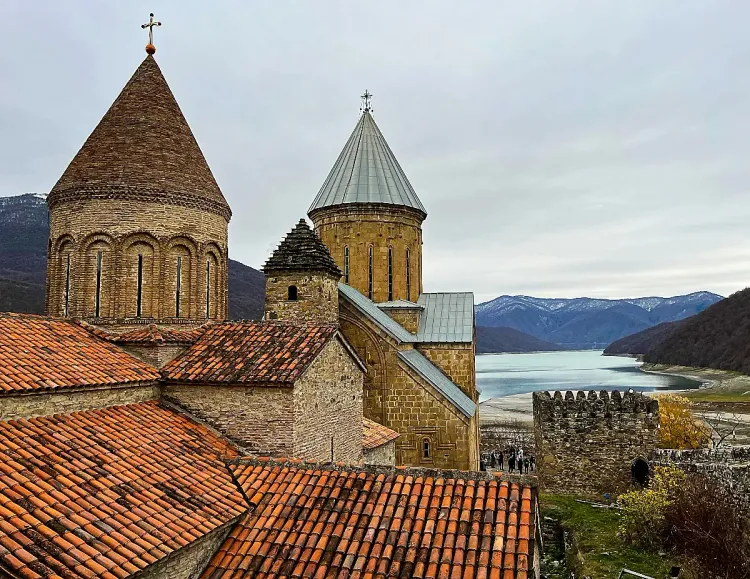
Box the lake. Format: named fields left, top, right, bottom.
left=476, top=350, right=701, bottom=402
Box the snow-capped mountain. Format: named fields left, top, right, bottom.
left=475, top=292, right=723, bottom=349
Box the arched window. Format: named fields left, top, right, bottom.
left=288, top=285, right=298, bottom=301
left=406, top=248, right=411, bottom=301
left=343, top=246, right=350, bottom=284
left=205, top=259, right=211, bottom=318
left=63, top=253, right=71, bottom=317
left=368, top=246, right=374, bottom=300
left=136, top=254, right=143, bottom=317
left=632, top=458, right=649, bottom=486
left=422, top=437, right=431, bottom=460
left=95, top=250, right=103, bottom=318
left=387, top=246, right=393, bottom=301
left=175, top=256, right=182, bottom=318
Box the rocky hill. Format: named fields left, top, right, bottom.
left=644, top=287, right=750, bottom=374
left=0, top=194, right=266, bottom=319
left=475, top=292, right=722, bottom=349
left=603, top=319, right=686, bottom=356
left=476, top=325, right=567, bottom=354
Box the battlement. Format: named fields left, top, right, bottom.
left=533, top=390, right=660, bottom=495
left=533, top=390, right=659, bottom=419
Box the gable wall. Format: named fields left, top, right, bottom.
left=293, top=338, right=364, bottom=463
left=416, top=342, right=476, bottom=400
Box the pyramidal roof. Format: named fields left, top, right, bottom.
left=48, top=55, right=231, bottom=220
left=308, top=111, right=426, bottom=217
left=263, top=219, right=342, bottom=278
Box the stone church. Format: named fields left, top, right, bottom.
left=0, top=40, right=537, bottom=579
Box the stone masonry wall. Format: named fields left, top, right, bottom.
left=264, top=272, right=339, bottom=324
left=311, top=205, right=424, bottom=303
left=120, top=344, right=187, bottom=369
left=363, top=440, right=396, bottom=466
left=340, top=300, right=479, bottom=470
left=417, top=343, right=476, bottom=400
left=47, top=198, right=228, bottom=322
left=162, top=384, right=294, bottom=455
left=0, top=384, right=160, bottom=421
left=138, top=522, right=236, bottom=579
left=382, top=309, right=421, bottom=334
left=533, top=390, right=659, bottom=495
left=651, top=446, right=750, bottom=512
left=293, top=338, right=364, bottom=463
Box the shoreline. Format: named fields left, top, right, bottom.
left=638, top=363, right=750, bottom=402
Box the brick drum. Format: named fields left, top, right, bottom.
left=533, top=390, right=660, bottom=495
left=310, top=205, right=424, bottom=303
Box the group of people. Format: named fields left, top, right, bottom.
left=481, top=446, right=535, bottom=474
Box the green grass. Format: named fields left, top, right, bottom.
left=682, top=389, right=750, bottom=403
left=541, top=494, right=683, bottom=578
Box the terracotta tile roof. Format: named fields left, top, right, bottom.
left=203, top=459, right=537, bottom=579
left=114, top=323, right=207, bottom=345
left=0, top=313, right=160, bottom=395
left=0, top=401, right=246, bottom=579
left=162, top=322, right=337, bottom=385
left=363, top=417, right=400, bottom=450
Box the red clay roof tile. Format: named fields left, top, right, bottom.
left=162, top=322, right=337, bottom=385
left=202, top=459, right=536, bottom=579
left=0, top=402, right=246, bottom=579
left=362, top=418, right=400, bottom=450
left=0, top=314, right=160, bottom=395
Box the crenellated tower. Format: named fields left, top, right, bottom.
left=45, top=51, right=231, bottom=327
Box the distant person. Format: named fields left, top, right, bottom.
left=480, top=457, right=487, bottom=472
left=508, top=454, right=515, bottom=473
left=530, top=456, right=535, bottom=471
left=490, top=452, right=496, bottom=468
left=523, top=457, right=529, bottom=474
left=498, top=451, right=504, bottom=471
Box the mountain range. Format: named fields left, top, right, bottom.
left=475, top=292, right=723, bottom=350
left=0, top=194, right=266, bottom=319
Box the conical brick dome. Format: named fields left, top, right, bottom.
left=48, top=55, right=230, bottom=220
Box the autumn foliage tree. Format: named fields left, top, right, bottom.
left=656, top=394, right=711, bottom=449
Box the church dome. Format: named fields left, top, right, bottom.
left=48, top=55, right=231, bottom=221
left=308, top=111, right=426, bottom=219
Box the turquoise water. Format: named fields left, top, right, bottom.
left=476, top=350, right=701, bottom=402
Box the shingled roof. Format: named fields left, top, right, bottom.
left=0, top=402, right=246, bottom=579
left=48, top=55, right=231, bottom=220
left=0, top=313, right=160, bottom=395
left=162, top=321, right=338, bottom=385
left=308, top=111, right=427, bottom=217
left=363, top=417, right=400, bottom=450
left=202, top=459, right=537, bottom=579
left=263, top=219, right=342, bottom=278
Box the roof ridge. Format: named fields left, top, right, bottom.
left=263, top=219, right=341, bottom=277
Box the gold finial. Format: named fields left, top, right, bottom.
left=360, top=90, right=373, bottom=114
left=141, top=12, right=162, bottom=55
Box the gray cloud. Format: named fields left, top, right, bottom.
left=1, top=0, right=749, bottom=303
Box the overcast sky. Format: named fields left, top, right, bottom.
left=1, top=1, right=749, bottom=303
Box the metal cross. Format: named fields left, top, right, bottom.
left=141, top=13, right=162, bottom=46
left=361, top=90, right=373, bottom=113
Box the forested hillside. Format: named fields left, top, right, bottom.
left=476, top=326, right=567, bottom=354
left=644, top=287, right=750, bottom=374
left=603, top=320, right=686, bottom=356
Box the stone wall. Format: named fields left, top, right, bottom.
left=0, top=383, right=160, bottom=421
left=293, top=338, right=363, bottom=463
left=651, top=446, right=750, bottom=511
left=138, top=522, right=237, bottom=579
left=120, top=344, right=188, bottom=369
left=162, top=384, right=295, bottom=455
left=47, top=198, right=228, bottom=322
left=340, top=300, right=479, bottom=470
left=382, top=308, right=421, bottom=334
left=363, top=441, right=396, bottom=466
left=533, top=390, right=660, bottom=495
left=264, top=272, right=339, bottom=324
left=417, top=343, right=476, bottom=400
left=310, top=205, right=424, bottom=303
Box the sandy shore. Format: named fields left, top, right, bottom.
left=479, top=394, right=534, bottom=427
left=639, top=363, right=750, bottom=397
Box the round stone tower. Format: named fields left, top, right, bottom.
left=45, top=54, right=231, bottom=326
left=307, top=107, right=427, bottom=303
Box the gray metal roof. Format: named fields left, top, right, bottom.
left=416, top=293, right=474, bottom=343
left=308, top=112, right=427, bottom=215
left=377, top=300, right=423, bottom=310
left=338, top=283, right=416, bottom=344
left=398, top=349, right=476, bottom=418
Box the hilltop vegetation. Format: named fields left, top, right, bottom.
left=603, top=319, right=686, bottom=356
left=476, top=325, right=567, bottom=354
left=645, top=287, right=750, bottom=374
